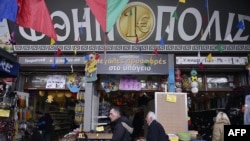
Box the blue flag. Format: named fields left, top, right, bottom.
left=64, top=58, right=68, bottom=64
left=204, top=0, right=208, bottom=9
left=237, top=21, right=245, bottom=30
left=0, top=0, right=18, bottom=22
left=160, top=38, right=165, bottom=47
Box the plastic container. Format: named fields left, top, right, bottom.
left=168, top=134, right=179, bottom=141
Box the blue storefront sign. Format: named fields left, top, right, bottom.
left=0, top=58, right=20, bottom=77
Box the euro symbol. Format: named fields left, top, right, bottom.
left=137, top=15, right=150, bottom=33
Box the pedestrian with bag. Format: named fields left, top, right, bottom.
left=109, top=106, right=133, bottom=141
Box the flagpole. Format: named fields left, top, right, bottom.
left=206, top=0, right=211, bottom=39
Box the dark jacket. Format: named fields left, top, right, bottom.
left=147, top=120, right=169, bottom=141
left=30, top=129, right=44, bottom=141
left=37, top=116, right=46, bottom=131
left=44, top=113, right=53, bottom=133
left=111, top=116, right=132, bottom=141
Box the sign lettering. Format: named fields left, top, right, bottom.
left=8, top=0, right=249, bottom=44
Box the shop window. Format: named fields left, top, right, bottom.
left=28, top=74, right=47, bottom=88
left=206, top=75, right=233, bottom=89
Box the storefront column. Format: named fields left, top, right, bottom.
left=84, top=82, right=93, bottom=131
left=83, top=82, right=98, bottom=131
left=168, top=54, right=175, bottom=92
left=15, top=74, right=25, bottom=91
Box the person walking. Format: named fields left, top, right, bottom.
left=140, top=111, right=169, bottom=141
left=212, top=111, right=231, bottom=141
left=109, top=106, right=133, bottom=141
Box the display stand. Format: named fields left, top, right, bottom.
left=155, top=92, right=188, bottom=134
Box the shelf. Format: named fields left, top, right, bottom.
left=97, top=116, right=108, bottom=119
left=96, top=123, right=109, bottom=126
left=26, top=87, right=85, bottom=91
left=97, top=89, right=163, bottom=93
left=54, top=126, right=71, bottom=131
left=53, top=122, right=71, bottom=125
left=184, top=88, right=233, bottom=93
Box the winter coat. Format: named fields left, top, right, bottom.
left=111, top=116, right=133, bottom=141
left=147, top=120, right=169, bottom=141
left=212, top=119, right=230, bottom=141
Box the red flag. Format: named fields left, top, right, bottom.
left=77, top=36, right=80, bottom=44
left=199, top=62, right=204, bottom=70
left=202, top=16, right=208, bottom=23
left=95, top=53, right=100, bottom=60
left=154, top=48, right=158, bottom=56
left=56, top=48, right=62, bottom=56
left=16, top=0, right=57, bottom=40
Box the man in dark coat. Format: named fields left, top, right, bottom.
left=109, top=106, right=133, bottom=141
left=145, top=111, right=169, bottom=141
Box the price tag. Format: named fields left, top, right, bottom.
left=166, top=94, right=177, bottom=102
left=0, top=109, right=10, bottom=117
left=96, top=126, right=104, bottom=132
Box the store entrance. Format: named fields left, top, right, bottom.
left=95, top=74, right=167, bottom=139
left=98, top=90, right=155, bottom=140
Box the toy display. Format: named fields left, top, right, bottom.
left=175, top=68, right=182, bottom=92
left=84, top=53, right=98, bottom=82
left=190, top=69, right=199, bottom=94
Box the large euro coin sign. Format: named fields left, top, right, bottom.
left=116, top=2, right=155, bottom=43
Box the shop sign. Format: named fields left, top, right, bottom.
left=176, top=56, right=247, bottom=65
left=9, top=0, right=250, bottom=45
left=97, top=54, right=168, bottom=74
left=0, top=58, right=20, bottom=77
left=46, top=75, right=66, bottom=89
left=18, top=56, right=84, bottom=65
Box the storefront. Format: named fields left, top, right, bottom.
left=0, top=48, right=20, bottom=141
left=4, top=0, right=250, bottom=140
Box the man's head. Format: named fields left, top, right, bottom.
left=145, top=111, right=157, bottom=125
left=109, top=106, right=121, bottom=122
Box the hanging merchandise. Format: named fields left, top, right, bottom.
left=190, top=69, right=199, bottom=94
left=84, top=53, right=98, bottom=82
left=181, top=74, right=189, bottom=91
left=0, top=81, right=6, bottom=102
left=0, top=81, right=18, bottom=109
left=101, top=76, right=119, bottom=93
left=46, top=94, right=54, bottom=103
left=67, top=73, right=82, bottom=93
left=119, top=76, right=141, bottom=91
left=175, top=68, right=182, bottom=92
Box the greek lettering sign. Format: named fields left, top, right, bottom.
left=176, top=56, right=248, bottom=65
left=97, top=54, right=168, bottom=74
left=9, top=0, right=250, bottom=45
left=18, top=56, right=84, bottom=65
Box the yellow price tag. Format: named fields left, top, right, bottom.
left=96, top=126, right=104, bottom=132
left=166, top=94, right=177, bottom=102
left=0, top=109, right=10, bottom=117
